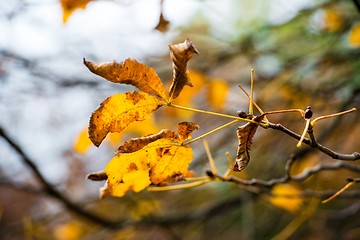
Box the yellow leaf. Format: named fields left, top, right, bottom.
left=84, top=58, right=168, bottom=100
left=269, top=184, right=303, bottom=213
left=105, top=138, right=193, bottom=197
left=168, top=39, right=199, bottom=99
left=73, top=127, right=92, bottom=154
left=207, top=78, right=230, bottom=110
left=117, top=129, right=177, bottom=154
left=61, top=0, right=91, bottom=23
left=89, top=91, right=164, bottom=147
left=348, top=23, right=360, bottom=48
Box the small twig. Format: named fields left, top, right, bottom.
left=267, top=122, right=360, bottom=161
left=203, top=140, right=217, bottom=174
left=311, top=108, right=357, bottom=127
left=322, top=181, right=355, bottom=204
left=297, top=119, right=311, bottom=148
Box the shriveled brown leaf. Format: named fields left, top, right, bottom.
left=155, top=12, right=169, bottom=33
left=89, top=91, right=164, bottom=147
left=87, top=171, right=108, bottom=181
left=168, top=38, right=199, bottom=99
left=177, top=121, right=199, bottom=141
left=117, top=129, right=177, bottom=154
left=233, top=115, right=264, bottom=172
left=84, top=58, right=168, bottom=100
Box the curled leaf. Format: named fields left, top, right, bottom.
left=84, top=58, right=168, bottom=100
left=89, top=91, right=164, bottom=147
left=233, top=115, right=264, bottom=172
left=105, top=138, right=193, bottom=197
left=87, top=171, right=108, bottom=181
left=169, top=38, right=199, bottom=99
left=117, top=129, right=177, bottom=154
left=177, top=122, right=199, bottom=141
left=155, top=12, right=170, bottom=33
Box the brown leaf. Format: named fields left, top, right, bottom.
left=233, top=115, right=264, bottom=172
left=117, top=129, right=177, bottom=154
left=87, top=171, right=108, bottom=181
left=168, top=38, right=199, bottom=99
left=84, top=58, right=168, bottom=100
left=155, top=12, right=169, bottom=33
left=177, top=121, right=199, bottom=141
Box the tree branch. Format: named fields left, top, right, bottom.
left=267, top=122, right=360, bottom=161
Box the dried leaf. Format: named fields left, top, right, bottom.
left=87, top=171, right=107, bottom=181
left=61, top=0, right=92, bottom=23
left=269, top=184, right=303, bottom=213
left=233, top=115, right=264, bottom=171
left=117, top=129, right=177, bottom=154
left=84, top=58, right=168, bottom=100
left=169, top=38, right=199, bottom=99
left=89, top=91, right=164, bottom=147
left=105, top=138, right=193, bottom=197
left=155, top=12, right=169, bottom=33
left=164, top=70, right=206, bottom=118
left=177, top=121, right=199, bottom=141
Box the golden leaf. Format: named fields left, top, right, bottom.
left=207, top=78, right=230, bottom=110
left=269, top=184, right=303, bottom=213
left=84, top=58, right=168, bottom=100
left=105, top=138, right=193, bottom=197
left=168, top=38, right=199, bottom=99
left=233, top=115, right=264, bottom=171
left=348, top=23, right=360, bottom=48
left=117, top=129, right=177, bottom=154
left=61, top=0, right=92, bottom=23
left=177, top=121, right=199, bottom=141
left=89, top=91, right=164, bottom=147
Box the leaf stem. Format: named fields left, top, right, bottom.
left=203, top=140, right=217, bottom=174
left=168, top=103, right=260, bottom=124
left=297, top=119, right=311, bottom=148
left=249, top=69, right=255, bottom=116
left=147, top=179, right=211, bottom=191
left=311, top=108, right=357, bottom=127
left=322, top=181, right=355, bottom=204
left=183, top=120, right=239, bottom=145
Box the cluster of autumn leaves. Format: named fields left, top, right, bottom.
left=84, top=39, right=201, bottom=198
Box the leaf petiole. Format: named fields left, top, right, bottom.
left=147, top=179, right=211, bottom=191
left=168, top=103, right=263, bottom=125
left=311, top=108, right=357, bottom=127
left=183, top=120, right=239, bottom=145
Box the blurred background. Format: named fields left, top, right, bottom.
left=1, top=0, right=360, bottom=239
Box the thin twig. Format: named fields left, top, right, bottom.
left=267, top=122, right=360, bottom=160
